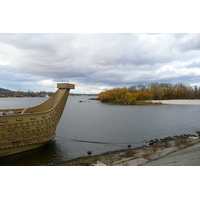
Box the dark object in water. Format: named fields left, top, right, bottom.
left=87, top=151, right=92, bottom=156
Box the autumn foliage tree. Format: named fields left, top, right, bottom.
left=98, top=82, right=200, bottom=103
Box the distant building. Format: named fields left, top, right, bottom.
left=39, top=93, right=49, bottom=97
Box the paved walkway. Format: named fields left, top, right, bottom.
left=143, top=142, right=200, bottom=166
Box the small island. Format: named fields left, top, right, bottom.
left=91, top=82, right=200, bottom=105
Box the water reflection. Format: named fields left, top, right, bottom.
left=0, top=96, right=200, bottom=165
left=0, top=140, right=63, bottom=166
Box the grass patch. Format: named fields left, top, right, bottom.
left=165, top=150, right=178, bottom=156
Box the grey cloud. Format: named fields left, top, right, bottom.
left=1, top=33, right=200, bottom=92
left=158, top=75, right=200, bottom=85
left=184, top=61, right=200, bottom=68
left=0, top=33, right=70, bottom=52
left=174, top=33, right=200, bottom=51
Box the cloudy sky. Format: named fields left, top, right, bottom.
left=0, top=33, right=200, bottom=93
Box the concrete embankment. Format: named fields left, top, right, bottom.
left=143, top=140, right=200, bottom=166
left=56, top=136, right=200, bottom=166
left=111, top=137, right=200, bottom=166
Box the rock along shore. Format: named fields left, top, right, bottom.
left=52, top=100, right=200, bottom=166
left=52, top=133, right=200, bottom=166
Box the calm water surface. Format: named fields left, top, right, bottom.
left=0, top=96, right=200, bottom=165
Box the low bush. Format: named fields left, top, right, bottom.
left=152, top=143, right=162, bottom=153
left=163, top=141, right=172, bottom=148
left=152, top=145, right=159, bottom=153
left=174, top=138, right=190, bottom=148
left=124, top=149, right=136, bottom=157
left=142, top=152, right=153, bottom=160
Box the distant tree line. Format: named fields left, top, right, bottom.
left=98, top=82, right=200, bottom=103
left=0, top=88, right=54, bottom=97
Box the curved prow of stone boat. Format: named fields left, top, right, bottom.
left=0, top=83, right=75, bottom=157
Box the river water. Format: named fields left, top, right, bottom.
left=0, top=96, right=200, bottom=166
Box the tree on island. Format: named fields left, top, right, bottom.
left=98, top=82, right=200, bottom=104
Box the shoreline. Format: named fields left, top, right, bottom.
left=152, top=99, right=200, bottom=105
left=51, top=134, right=200, bottom=166
left=53, top=99, right=200, bottom=166
left=90, top=98, right=200, bottom=106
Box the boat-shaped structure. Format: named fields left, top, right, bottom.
left=0, top=83, right=75, bottom=157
